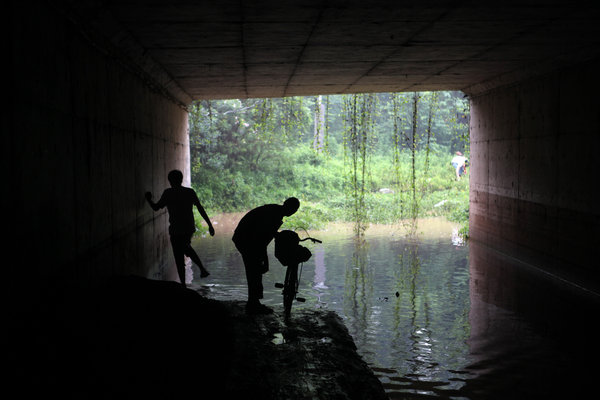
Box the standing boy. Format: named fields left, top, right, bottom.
left=146, top=170, right=215, bottom=287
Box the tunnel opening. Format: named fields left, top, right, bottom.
left=187, top=90, right=470, bottom=238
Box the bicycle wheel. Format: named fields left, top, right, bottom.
left=283, top=264, right=298, bottom=319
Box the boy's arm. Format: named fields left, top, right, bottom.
left=145, top=191, right=165, bottom=211
left=194, top=193, right=215, bottom=236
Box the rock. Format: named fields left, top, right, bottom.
left=434, top=199, right=448, bottom=207
left=221, top=302, right=388, bottom=399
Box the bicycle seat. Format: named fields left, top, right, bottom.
left=275, top=230, right=312, bottom=266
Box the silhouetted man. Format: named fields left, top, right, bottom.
left=233, top=198, right=300, bottom=314
left=146, top=170, right=215, bottom=288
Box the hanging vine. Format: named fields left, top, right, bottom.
left=343, top=93, right=377, bottom=236
left=391, top=92, right=407, bottom=222
left=253, top=98, right=275, bottom=147
left=422, top=91, right=439, bottom=178
left=390, top=91, right=421, bottom=231
left=389, top=91, right=439, bottom=235
left=280, top=96, right=306, bottom=142
left=408, top=92, right=420, bottom=222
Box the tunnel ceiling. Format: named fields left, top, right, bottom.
left=74, top=0, right=600, bottom=102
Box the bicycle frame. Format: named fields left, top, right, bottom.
left=274, top=233, right=321, bottom=321
left=282, top=263, right=300, bottom=320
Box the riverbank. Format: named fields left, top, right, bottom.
left=8, top=275, right=387, bottom=399
left=201, top=212, right=462, bottom=239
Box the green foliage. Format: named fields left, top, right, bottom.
left=281, top=201, right=342, bottom=231
left=189, top=92, right=470, bottom=233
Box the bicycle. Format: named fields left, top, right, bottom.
left=274, top=230, right=322, bottom=320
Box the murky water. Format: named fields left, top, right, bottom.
left=188, top=215, right=599, bottom=399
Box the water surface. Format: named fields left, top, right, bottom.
left=189, top=215, right=599, bottom=399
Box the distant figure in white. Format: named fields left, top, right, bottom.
left=451, top=151, right=468, bottom=180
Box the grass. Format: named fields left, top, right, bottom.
left=193, top=145, right=470, bottom=238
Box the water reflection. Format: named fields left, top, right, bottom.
left=344, top=237, right=373, bottom=347
left=190, top=216, right=600, bottom=399
left=464, top=240, right=600, bottom=399
left=374, top=235, right=472, bottom=397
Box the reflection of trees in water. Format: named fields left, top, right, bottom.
left=392, top=236, right=471, bottom=380
left=343, top=237, right=373, bottom=343
left=393, top=241, right=436, bottom=376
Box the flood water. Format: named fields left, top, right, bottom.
left=188, top=215, right=599, bottom=399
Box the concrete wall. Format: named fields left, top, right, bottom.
left=7, top=2, right=189, bottom=286
left=469, top=58, right=600, bottom=293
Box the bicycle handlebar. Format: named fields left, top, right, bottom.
left=299, top=237, right=322, bottom=244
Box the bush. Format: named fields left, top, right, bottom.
left=192, top=144, right=469, bottom=233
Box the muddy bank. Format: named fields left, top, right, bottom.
left=8, top=276, right=387, bottom=399
left=206, top=212, right=460, bottom=239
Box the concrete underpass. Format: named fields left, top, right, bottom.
left=7, top=1, right=600, bottom=398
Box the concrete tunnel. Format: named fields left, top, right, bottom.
left=7, top=1, right=600, bottom=303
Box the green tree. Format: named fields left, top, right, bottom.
left=188, top=91, right=470, bottom=236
